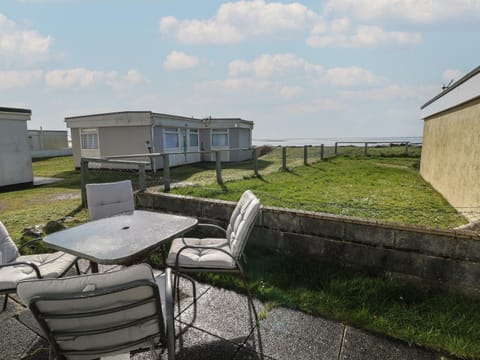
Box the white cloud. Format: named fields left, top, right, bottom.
left=195, top=77, right=303, bottom=100
left=307, top=25, right=421, bottom=48
left=44, top=68, right=145, bottom=89
left=323, top=0, right=480, bottom=23
left=228, top=53, right=384, bottom=89
left=279, top=85, right=303, bottom=99
left=160, top=0, right=318, bottom=44
left=229, top=53, right=323, bottom=78
left=286, top=98, right=345, bottom=113
left=325, top=66, right=385, bottom=86
left=0, top=70, right=43, bottom=90
left=339, top=84, right=432, bottom=101
left=163, top=51, right=199, bottom=71
left=107, top=69, right=147, bottom=90
left=195, top=77, right=271, bottom=93
left=159, top=1, right=425, bottom=49
left=442, top=68, right=464, bottom=83
left=0, top=13, right=52, bottom=66
left=45, top=68, right=115, bottom=88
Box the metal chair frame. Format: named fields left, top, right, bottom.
left=0, top=237, right=79, bottom=312
left=171, top=221, right=259, bottom=324
left=25, top=267, right=175, bottom=360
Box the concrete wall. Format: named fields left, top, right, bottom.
left=420, top=97, right=480, bottom=221
left=135, top=192, right=480, bottom=296
left=0, top=111, right=33, bottom=188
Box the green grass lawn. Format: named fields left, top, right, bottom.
left=171, top=154, right=466, bottom=228
left=0, top=154, right=478, bottom=358
left=197, top=250, right=480, bottom=359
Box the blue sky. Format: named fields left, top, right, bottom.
left=1, top=0, right=479, bottom=140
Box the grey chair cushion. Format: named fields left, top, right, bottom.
left=166, top=237, right=235, bottom=269
left=226, top=190, right=260, bottom=259
left=86, top=180, right=135, bottom=221
left=0, top=221, right=19, bottom=265
left=0, top=251, right=77, bottom=290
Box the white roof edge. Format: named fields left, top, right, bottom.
left=65, top=111, right=254, bottom=128
left=421, top=66, right=480, bottom=119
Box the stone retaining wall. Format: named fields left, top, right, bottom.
left=136, top=191, right=480, bottom=295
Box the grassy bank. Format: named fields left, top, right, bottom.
left=171, top=154, right=466, bottom=228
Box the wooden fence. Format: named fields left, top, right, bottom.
left=80, top=142, right=420, bottom=206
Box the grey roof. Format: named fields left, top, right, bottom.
left=0, top=106, right=32, bottom=114
left=421, top=65, right=480, bottom=110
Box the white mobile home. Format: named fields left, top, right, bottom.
left=0, top=107, right=33, bottom=190
left=28, top=129, right=71, bottom=158
left=65, top=111, right=254, bottom=169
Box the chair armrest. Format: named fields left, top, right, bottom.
left=17, top=237, right=43, bottom=253
left=0, top=261, right=42, bottom=279
left=196, top=223, right=227, bottom=236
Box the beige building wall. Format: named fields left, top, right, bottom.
left=97, top=126, right=151, bottom=169
left=420, top=96, right=480, bottom=219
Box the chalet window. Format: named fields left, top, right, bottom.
left=189, top=129, right=199, bottom=147
left=80, top=129, right=98, bottom=149
left=164, top=128, right=179, bottom=149
left=212, top=129, right=228, bottom=147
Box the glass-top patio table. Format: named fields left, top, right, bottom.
left=44, top=210, right=198, bottom=272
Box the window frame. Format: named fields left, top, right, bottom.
left=164, top=127, right=180, bottom=150
left=189, top=129, right=199, bottom=148
left=211, top=129, right=229, bottom=148
left=80, top=129, right=99, bottom=150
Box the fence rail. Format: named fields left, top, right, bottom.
left=334, top=141, right=418, bottom=156
left=80, top=141, right=421, bottom=206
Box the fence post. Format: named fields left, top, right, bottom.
left=320, top=144, right=324, bottom=160
left=162, top=154, right=170, bottom=192
left=364, top=142, right=368, bottom=156
left=334, top=142, right=338, bottom=155
left=138, top=164, right=146, bottom=191
left=252, top=147, right=259, bottom=176
left=216, top=151, right=223, bottom=184
left=405, top=142, right=409, bottom=156
left=80, top=158, right=89, bottom=208
left=304, top=145, right=308, bottom=165
left=282, top=146, right=287, bottom=170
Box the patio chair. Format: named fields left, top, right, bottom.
left=0, top=221, right=79, bottom=313
left=166, top=189, right=261, bottom=321
left=86, top=180, right=135, bottom=221
left=17, top=263, right=175, bottom=360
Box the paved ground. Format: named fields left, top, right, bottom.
left=0, top=269, right=456, bottom=360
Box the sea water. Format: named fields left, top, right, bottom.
left=252, top=136, right=422, bottom=147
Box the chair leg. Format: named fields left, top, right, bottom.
left=172, top=270, right=197, bottom=304
left=1, top=294, right=8, bottom=312
left=171, top=269, right=198, bottom=336
left=239, top=270, right=259, bottom=324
